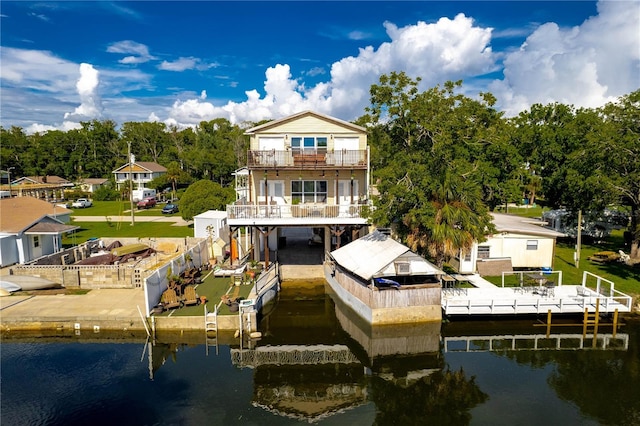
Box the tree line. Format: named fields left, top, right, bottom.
left=1, top=117, right=248, bottom=188
left=1, top=73, right=638, bottom=261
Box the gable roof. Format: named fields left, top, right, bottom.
left=490, top=212, right=566, bottom=238
left=245, top=110, right=366, bottom=134
left=24, top=218, right=78, bottom=234
left=13, top=175, right=72, bottom=185
left=112, top=162, right=167, bottom=173
left=330, top=230, right=444, bottom=281
left=80, top=178, right=109, bottom=185
left=0, top=197, right=72, bottom=233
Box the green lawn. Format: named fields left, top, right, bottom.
left=69, top=200, right=179, bottom=217
left=159, top=274, right=254, bottom=317
left=68, top=200, right=130, bottom=216
left=63, top=221, right=192, bottom=245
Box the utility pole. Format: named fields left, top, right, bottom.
left=128, top=141, right=135, bottom=226
left=575, top=209, right=582, bottom=268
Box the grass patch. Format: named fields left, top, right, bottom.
left=68, top=200, right=130, bottom=216
left=63, top=221, right=192, bottom=245
left=494, top=204, right=548, bottom=219
left=69, top=200, right=178, bottom=217
left=162, top=274, right=254, bottom=317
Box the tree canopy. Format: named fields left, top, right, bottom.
left=179, top=179, right=235, bottom=221
left=362, top=74, right=497, bottom=266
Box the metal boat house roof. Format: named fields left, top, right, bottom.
left=329, top=230, right=444, bottom=281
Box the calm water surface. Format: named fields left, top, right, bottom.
left=2, top=288, right=639, bottom=426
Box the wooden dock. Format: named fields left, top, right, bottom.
left=442, top=284, right=632, bottom=316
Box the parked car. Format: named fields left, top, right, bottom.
left=162, top=203, right=179, bottom=214
left=71, top=198, right=92, bottom=208
left=137, top=197, right=157, bottom=209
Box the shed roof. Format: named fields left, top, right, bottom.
left=491, top=212, right=566, bottom=238
left=329, top=230, right=443, bottom=281
left=194, top=210, right=228, bottom=220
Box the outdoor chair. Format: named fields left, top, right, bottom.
left=182, top=285, right=200, bottom=306
left=161, top=288, right=181, bottom=310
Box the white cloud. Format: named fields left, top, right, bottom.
left=158, top=57, right=217, bottom=72
left=159, top=13, right=497, bottom=127
left=490, top=0, right=640, bottom=116
left=3, top=1, right=639, bottom=133
left=63, top=63, right=103, bottom=121
left=107, top=40, right=156, bottom=64
left=159, top=57, right=198, bottom=72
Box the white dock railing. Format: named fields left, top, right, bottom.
left=443, top=333, right=629, bottom=352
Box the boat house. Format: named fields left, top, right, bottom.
left=325, top=230, right=444, bottom=325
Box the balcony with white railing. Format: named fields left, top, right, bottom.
left=226, top=202, right=371, bottom=225
left=247, top=149, right=368, bottom=170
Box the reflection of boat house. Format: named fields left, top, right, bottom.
left=232, top=288, right=369, bottom=423
left=226, top=111, right=371, bottom=266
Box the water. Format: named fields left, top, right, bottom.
left=2, top=288, right=639, bottom=426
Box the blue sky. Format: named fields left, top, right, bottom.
left=1, top=1, right=638, bottom=133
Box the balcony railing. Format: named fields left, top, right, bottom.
left=226, top=203, right=370, bottom=220
left=247, top=149, right=367, bottom=169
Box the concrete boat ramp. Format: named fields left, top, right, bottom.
left=442, top=273, right=633, bottom=316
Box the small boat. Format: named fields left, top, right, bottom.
left=0, top=275, right=60, bottom=292
left=111, top=243, right=150, bottom=256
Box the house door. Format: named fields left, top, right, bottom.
left=259, top=180, right=285, bottom=204
left=338, top=180, right=359, bottom=204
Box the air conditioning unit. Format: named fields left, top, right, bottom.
left=395, top=262, right=410, bottom=275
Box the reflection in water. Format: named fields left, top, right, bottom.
left=2, top=284, right=637, bottom=425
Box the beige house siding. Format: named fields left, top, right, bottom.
left=484, top=233, right=555, bottom=268
left=249, top=115, right=366, bottom=151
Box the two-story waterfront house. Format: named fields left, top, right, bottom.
left=112, top=161, right=167, bottom=190
left=226, top=111, right=371, bottom=264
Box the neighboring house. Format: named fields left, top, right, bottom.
left=226, top=110, right=371, bottom=261
left=8, top=175, right=74, bottom=200
left=453, top=212, right=566, bottom=275
left=112, top=161, right=167, bottom=190
left=0, top=197, right=77, bottom=267
left=11, top=175, right=74, bottom=187
left=77, top=178, right=109, bottom=193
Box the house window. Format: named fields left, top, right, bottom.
left=463, top=252, right=471, bottom=262
left=291, top=137, right=328, bottom=154
left=33, top=236, right=40, bottom=248
left=526, top=240, right=538, bottom=250
left=291, top=180, right=327, bottom=203
left=478, top=246, right=490, bottom=259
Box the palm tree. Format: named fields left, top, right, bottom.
left=403, top=171, right=494, bottom=268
